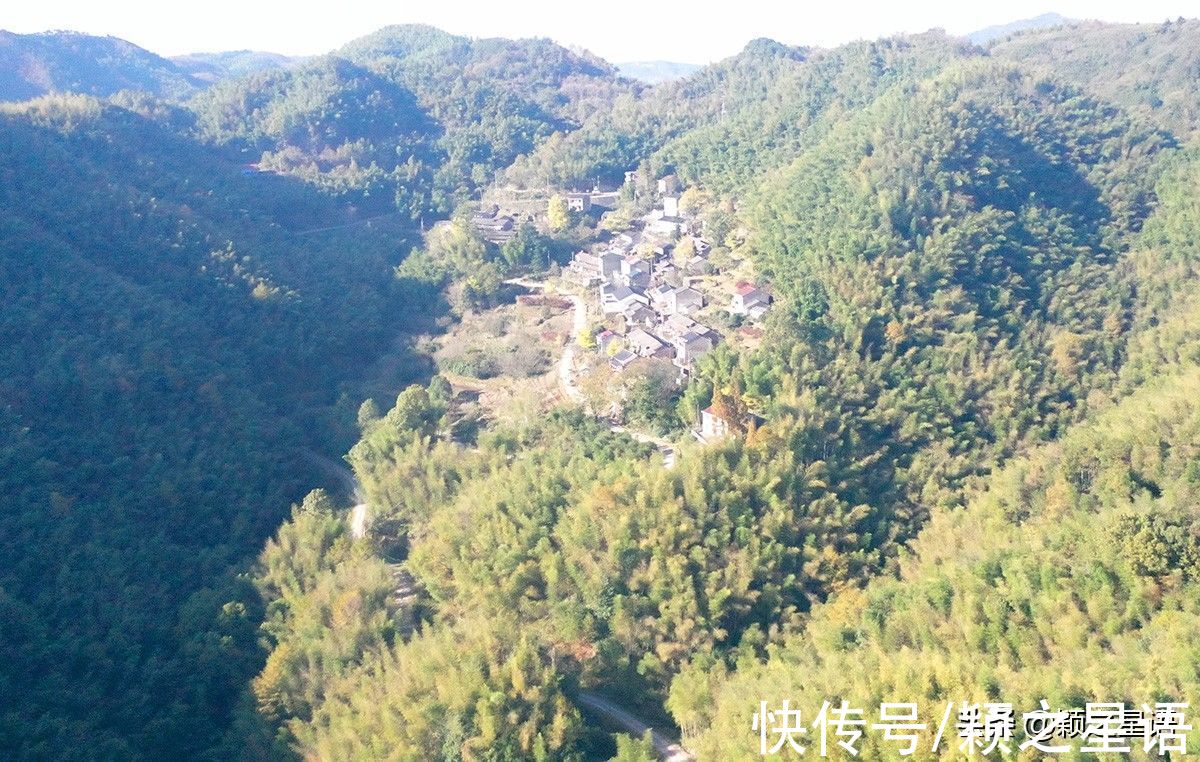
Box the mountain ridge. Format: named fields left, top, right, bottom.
left=965, top=11, right=1077, bottom=44
left=0, top=29, right=199, bottom=101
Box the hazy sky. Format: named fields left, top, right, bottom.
left=4, top=1, right=1197, bottom=63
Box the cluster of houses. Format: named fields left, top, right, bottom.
left=563, top=177, right=772, bottom=377
left=567, top=239, right=723, bottom=375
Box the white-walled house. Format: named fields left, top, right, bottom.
left=666, top=286, right=704, bottom=315
left=567, top=250, right=622, bottom=285
left=673, top=330, right=714, bottom=368
left=600, top=283, right=649, bottom=315
left=729, top=282, right=771, bottom=319
left=699, top=406, right=731, bottom=440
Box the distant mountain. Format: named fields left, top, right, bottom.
left=966, top=12, right=1076, bottom=44
left=504, top=31, right=969, bottom=191
left=0, top=30, right=198, bottom=101
left=335, top=23, right=467, bottom=64
left=187, top=25, right=638, bottom=210
left=616, top=60, right=702, bottom=84
left=171, top=49, right=297, bottom=84
left=337, top=23, right=619, bottom=98
left=989, top=17, right=1200, bottom=136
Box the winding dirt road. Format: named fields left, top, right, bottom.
left=576, top=692, right=695, bottom=761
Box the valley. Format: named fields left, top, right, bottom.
left=2, top=12, right=1200, bottom=761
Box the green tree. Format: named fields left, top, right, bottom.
left=357, top=398, right=382, bottom=431
left=547, top=194, right=572, bottom=232
left=500, top=223, right=553, bottom=271
left=611, top=731, right=656, bottom=761
left=461, top=261, right=505, bottom=311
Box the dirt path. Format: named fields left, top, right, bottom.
left=505, top=277, right=586, bottom=403
left=575, top=692, right=695, bottom=761
left=611, top=426, right=677, bottom=469
left=558, top=294, right=587, bottom=403
left=349, top=503, right=369, bottom=539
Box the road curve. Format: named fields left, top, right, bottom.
left=575, top=691, right=695, bottom=761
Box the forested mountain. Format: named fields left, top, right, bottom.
left=0, top=30, right=198, bottom=102
left=0, top=93, right=434, bottom=757
left=337, top=25, right=637, bottom=198
left=171, top=50, right=297, bottom=84
left=989, top=17, right=1200, bottom=137
left=190, top=57, right=443, bottom=217
left=687, top=152, right=1200, bottom=757
left=502, top=32, right=974, bottom=192
left=188, top=25, right=636, bottom=215
left=3, top=15, right=1200, bottom=761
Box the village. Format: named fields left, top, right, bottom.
left=465, top=172, right=773, bottom=444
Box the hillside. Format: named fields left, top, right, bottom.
left=340, top=26, right=638, bottom=197
left=0, top=94, right=433, bottom=758
left=686, top=153, right=1200, bottom=753
left=989, top=17, right=1200, bottom=138
left=190, top=56, right=442, bottom=217
left=0, top=30, right=198, bottom=101
left=690, top=362, right=1200, bottom=756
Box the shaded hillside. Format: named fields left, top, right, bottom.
left=0, top=30, right=197, bottom=101
left=0, top=94, right=431, bottom=758
left=190, top=57, right=442, bottom=217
